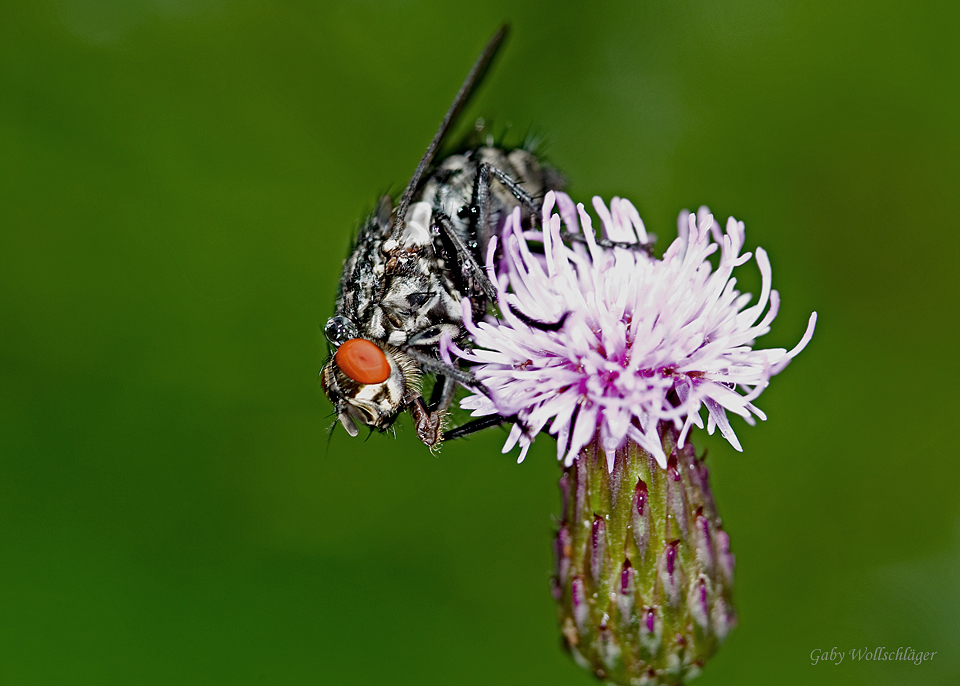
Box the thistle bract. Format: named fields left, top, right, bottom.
left=554, top=424, right=735, bottom=684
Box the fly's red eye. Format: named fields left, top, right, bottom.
left=335, top=338, right=391, bottom=384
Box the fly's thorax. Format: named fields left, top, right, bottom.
left=320, top=335, right=421, bottom=437
left=381, top=202, right=433, bottom=253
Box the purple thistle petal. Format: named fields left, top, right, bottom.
left=450, top=193, right=816, bottom=470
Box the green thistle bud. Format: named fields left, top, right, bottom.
left=552, top=423, right=736, bottom=685
left=446, top=192, right=812, bottom=681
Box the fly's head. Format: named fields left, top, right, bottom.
left=321, top=316, right=421, bottom=437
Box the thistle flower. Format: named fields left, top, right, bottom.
left=444, top=192, right=815, bottom=685
left=447, top=192, right=816, bottom=469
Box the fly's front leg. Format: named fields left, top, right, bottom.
left=407, top=376, right=467, bottom=448
left=428, top=374, right=457, bottom=414
left=409, top=396, right=444, bottom=449
left=404, top=346, right=484, bottom=391
left=403, top=343, right=487, bottom=449
left=410, top=374, right=460, bottom=448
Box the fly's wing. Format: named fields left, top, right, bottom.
left=376, top=194, right=392, bottom=233
left=391, top=24, right=510, bottom=238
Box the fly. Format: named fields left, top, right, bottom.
left=320, top=25, right=565, bottom=449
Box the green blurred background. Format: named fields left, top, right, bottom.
left=2, top=1, right=957, bottom=684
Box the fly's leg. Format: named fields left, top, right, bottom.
left=404, top=347, right=484, bottom=391
left=404, top=337, right=548, bottom=446
left=435, top=214, right=569, bottom=331
left=441, top=159, right=545, bottom=306
left=445, top=414, right=508, bottom=440
left=444, top=411, right=539, bottom=444
left=512, top=309, right=569, bottom=332
left=403, top=347, right=487, bottom=448
left=484, top=162, right=539, bottom=214
left=439, top=208, right=569, bottom=332
left=409, top=396, right=443, bottom=448
left=427, top=374, right=458, bottom=414
left=460, top=161, right=540, bottom=258
left=433, top=210, right=497, bottom=302
left=559, top=230, right=656, bottom=255
left=427, top=373, right=448, bottom=408
left=471, top=160, right=493, bottom=251
left=485, top=164, right=665, bottom=263
left=481, top=163, right=656, bottom=256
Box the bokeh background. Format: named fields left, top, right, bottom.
left=2, top=1, right=958, bottom=684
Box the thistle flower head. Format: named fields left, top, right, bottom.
left=446, top=191, right=816, bottom=468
